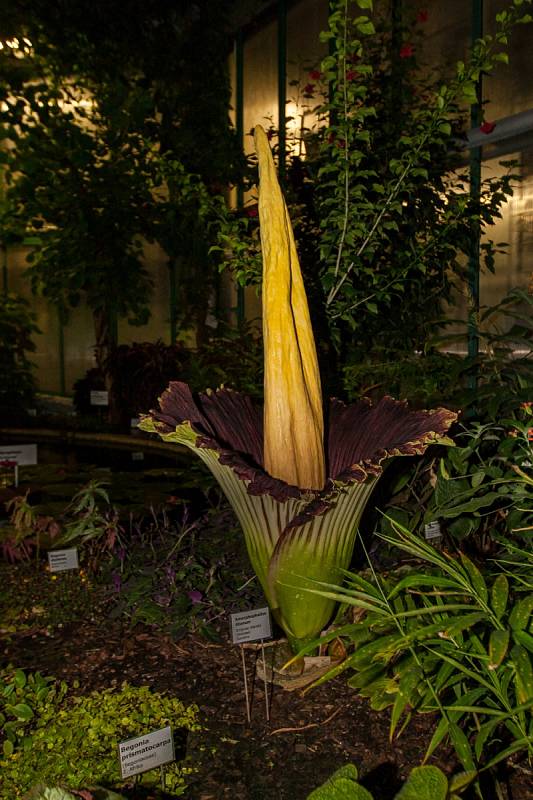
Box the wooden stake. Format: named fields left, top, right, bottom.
left=241, top=645, right=251, bottom=723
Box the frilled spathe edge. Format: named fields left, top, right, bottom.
left=144, top=381, right=458, bottom=524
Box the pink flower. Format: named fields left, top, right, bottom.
left=188, top=589, right=203, bottom=604
left=399, top=43, right=415, bottom=59
left=417, top=9, right=429, bottom=23
left=245, top=206, right=258, bottom=218
left=308, top=69, right=321, bottom=80
left=480, top=120, right=496, bottom=134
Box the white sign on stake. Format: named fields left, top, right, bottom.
left=118, top=725, right=175, bottom=779
left=0, top=444, right=37, bottom=466
left=48, top=548, right=79, bottom=572
left=230, top=607, right=272, bottom=644
left=424, top=521, right=442, bottom=540
left=90, top=390, right=109, bottom=407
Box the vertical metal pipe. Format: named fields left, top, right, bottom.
left=168, top=258, right=177, bottom=343
left=57, top=306, right=66, bottom=396
left=278, top=0, right=287, bottom=182
left=468, top=0, right=483, bottom=389
left=235, top=30, right=245, bottom=325
left=1, top=245, right=7, bottom=294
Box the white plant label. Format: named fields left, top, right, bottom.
left=424, top=521, right=442, bottom=540
left=90, top=390, right=109, bottom=406
left=118, top=725, right=175, bottom=779
left=48, top=548, right=79, bottom=572
left=230, top=607, right=272, bottom=644
left=0, top=444, right=37, bottom=465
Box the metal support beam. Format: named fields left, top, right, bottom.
left=168, top=258, right=177, bottom=343
left=1, top=245, right=7, bottom=294
left=235, top=29, right=245, bottom=325
left=57, top=305, right=66, bottom=396
left=468, top=0, right=483, bottom=392
left=277, top=0, right=287, bottom=182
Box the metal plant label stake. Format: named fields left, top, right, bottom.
left=230, top=607, right=272, bottom=723
left=241, top=645, right=251, bottom=723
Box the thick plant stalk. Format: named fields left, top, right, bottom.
left=255, top=124, right=326, bottom=490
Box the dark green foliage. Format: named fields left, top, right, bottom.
left=316, top=0, right=530, bottom=358
left=184, top=321, right=264, bottom=401
left=376, top=395, right=533, bottom=554
left=300, top=525, right=533, bottom=787
left=104, top=495, right=258, bottom=642
left=307, top=762, right=466, bottom=800
left=0, top=293, right=38, bottom=415
left=73, top=324, right=263, bottom=426
left=0, top=0, right=244, bottom=386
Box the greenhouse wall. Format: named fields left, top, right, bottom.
left=3, top=0, right=533, bottom=396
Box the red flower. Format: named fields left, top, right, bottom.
left=303, top=83, right=315, bottom=95
left=346, top=70, right=359, bottom=81
left=528, top=427, right=533, bottom=442
left=308, top=69, right=321, bottom=80
left=480, top=120, right=496, bottom=134
left=245, top=206, right=259, bottom=218
left=399, top=43, right=415, bottom=59
left=417, top=9, right=429, bottom=23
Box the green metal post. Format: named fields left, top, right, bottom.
left=168, top=258, right=177, bottom=343
left=1, top=245, right=7, bottom=294
left=235, top=30, right=245, bottom=325
left=57, top=305, right=66, bottom=396
left=278, top=0, right=287, bottom=182
left=468, top=0, right=483, bottom=390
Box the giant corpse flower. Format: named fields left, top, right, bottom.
left=141, top=126, right=457, bottom=652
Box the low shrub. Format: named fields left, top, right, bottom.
left=0, top=671, right=200, bottom=798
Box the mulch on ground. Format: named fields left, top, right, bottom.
left=1, top=564, right=531, bottom=799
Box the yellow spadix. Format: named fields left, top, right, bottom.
left=254, top=124, right=326, bottom=490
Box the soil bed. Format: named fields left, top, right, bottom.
left=1, top=564, right=530, bottom=799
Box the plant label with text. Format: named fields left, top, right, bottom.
left=0, top=444, right=37, bottom=465
left=118, top=725, right=175, bottom=779
left=230, top=607, right=272, bottom=644
left=424, top=521, right=442, bottom=540
left=48, top=548, right=79, bottom=572
left=90, top=390, right=109, bottom=406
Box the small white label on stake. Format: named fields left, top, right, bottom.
left=424, top=521, right=442, bottom=540
left=230, top=607, right=272, bottom=644
left=90, top=390, right=109, bottom=406
left=48, top=548, right=79, bottom=572
left=0, top=444, right=37, bottom=465
left=118, top=725, right=175, bottom=779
